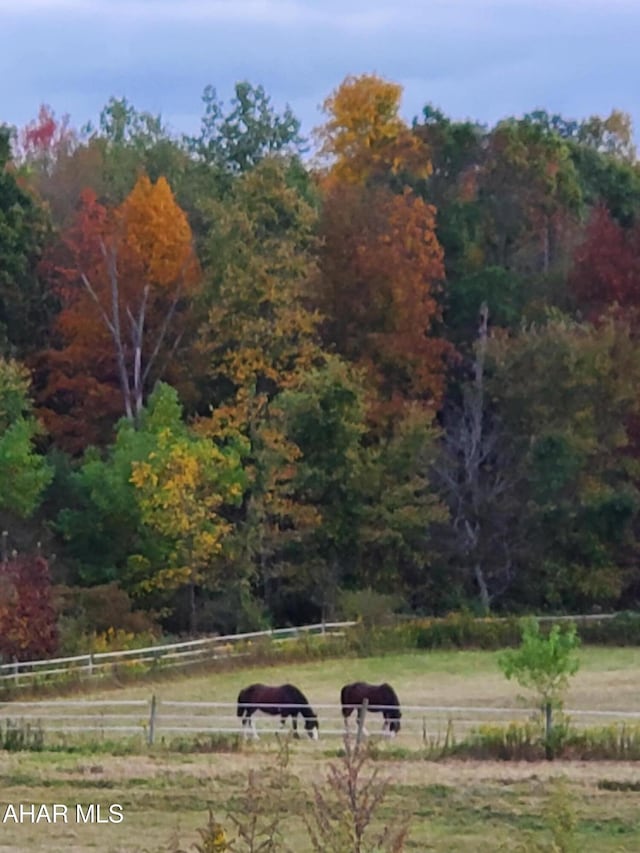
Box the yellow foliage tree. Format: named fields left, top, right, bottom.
left=316, top=73, right=431, bottom=186
left=130, top=427, right=246, bottom=632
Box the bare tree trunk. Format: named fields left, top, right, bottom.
left=474, top=563, right=491, bottom=615
left=81, top=242, right=192, bottom=424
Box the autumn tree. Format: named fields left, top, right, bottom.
left=477, top=118, right=583, bottom=276
left=0, top=555, right=58, bottom=662
left=569, top=204, right=640, bottom=320
left=197, top=157, right=323, bottom=616
left=56, top=381, right=246, bottom=631
left=198, top=157, right=321, bottom=421
left=316, top=183, right=451, bottom=428
left=316, top=73, right=430, bottom=187
left=131, top=404, right=246, bottom=633
left=36, top=174, right=200, bottom=451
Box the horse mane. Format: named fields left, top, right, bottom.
left=380, top=682, right=399, bottom=706
left=282, top=683, right=312, bottom=711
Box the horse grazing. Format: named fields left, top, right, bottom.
left=237, top=683, right=319, bottom=740
left=341, top=682, right=401, bottom=736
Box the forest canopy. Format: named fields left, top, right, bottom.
left=1, top=76, right=640, bottom=650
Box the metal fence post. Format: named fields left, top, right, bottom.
left=356, top=698, right=368, bottom=747
left=148, top=694, right=157, bottom=746
left=86, top=654, right=94, bottom=677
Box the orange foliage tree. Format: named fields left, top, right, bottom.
left=317, top=184, right=452, bottom=426
left=36, top=175, right=200, bottom=451
left=314, top=74, right=451, bottom=429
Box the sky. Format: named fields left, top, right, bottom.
left=0, top=0, right=638, bottom=145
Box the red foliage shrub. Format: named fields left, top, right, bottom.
left=0, top=555, right=58, bottom=662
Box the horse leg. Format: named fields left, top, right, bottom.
left=343, top=710, right=351, bottom=732
left=292, top=714, right=300, bottom=739
left=250, top=715, right=259, bottom=740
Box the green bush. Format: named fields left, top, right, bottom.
left=579, top=611, right=640, bottom=645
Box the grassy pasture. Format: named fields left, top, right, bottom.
left=1, top=646, right=640, bottom=851
left=65, top=645, right=640, bottom=706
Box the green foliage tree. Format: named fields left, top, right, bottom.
left=0, top=358, right=52, bottom=516
left=187, top=81, right=304, bottom=174
left=488, top=314, right=640, bottom=609
left=499, top=618, right=580, bottom=710
left=55, top=382, right=183, bottom=587
left=0, top=127, right=54, bottom=357
left=264, top=357, right=366, bottom=619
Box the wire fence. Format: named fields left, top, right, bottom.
left=0, top=696, right=638, bottom=747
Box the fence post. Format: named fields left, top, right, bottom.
left=12, top=658, right=18, bottom=687
left=148, top=694, right=157, bottom=747
left=544, top=701, right=553, bottom=760
left=356, top=698, right=368, bottom=747
left=86, top=654, right=94, bottom=677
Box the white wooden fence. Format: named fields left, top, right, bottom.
left=0, top=697, right=638, bottom=747
left=0, top=622, right=356, bottom=689
left=0, top=612, right=624, bottom=690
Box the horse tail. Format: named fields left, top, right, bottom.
left=237, top=686, right=250, bottom=717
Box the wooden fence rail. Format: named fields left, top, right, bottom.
left=0, top=621, right=356, bottom=688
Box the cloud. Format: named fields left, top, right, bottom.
left=0, top=0, right=637, bottom=145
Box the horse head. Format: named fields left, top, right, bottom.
left=304, top=713, right=319, bottom=740
left=387, top=715, right=401, bottom=735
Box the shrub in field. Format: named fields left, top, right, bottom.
left=461, top=722, right=544, bottom=762
left=225, top=734, right=302, bottom=852
left=55, top=582, right=158, bottom=654
left=414, top=612, right=522, bottom=649
left=579, top=611, right=640, bottom=645
left=306, top=736, right=410, bottom=853
left=498, top=618, right=580, bottom=758
left=338, top=588, right=406, bottom=627
left=90, top=626, right=158, bottom=653
left=565, top=724, right=640, bottom=760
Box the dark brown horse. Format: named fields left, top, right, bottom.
left=237, top=683, right=319, bottom=740
left=341, top=682, right=401, bottom=735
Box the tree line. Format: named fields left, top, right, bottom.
left=1, top=74, right=640, bottom=645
